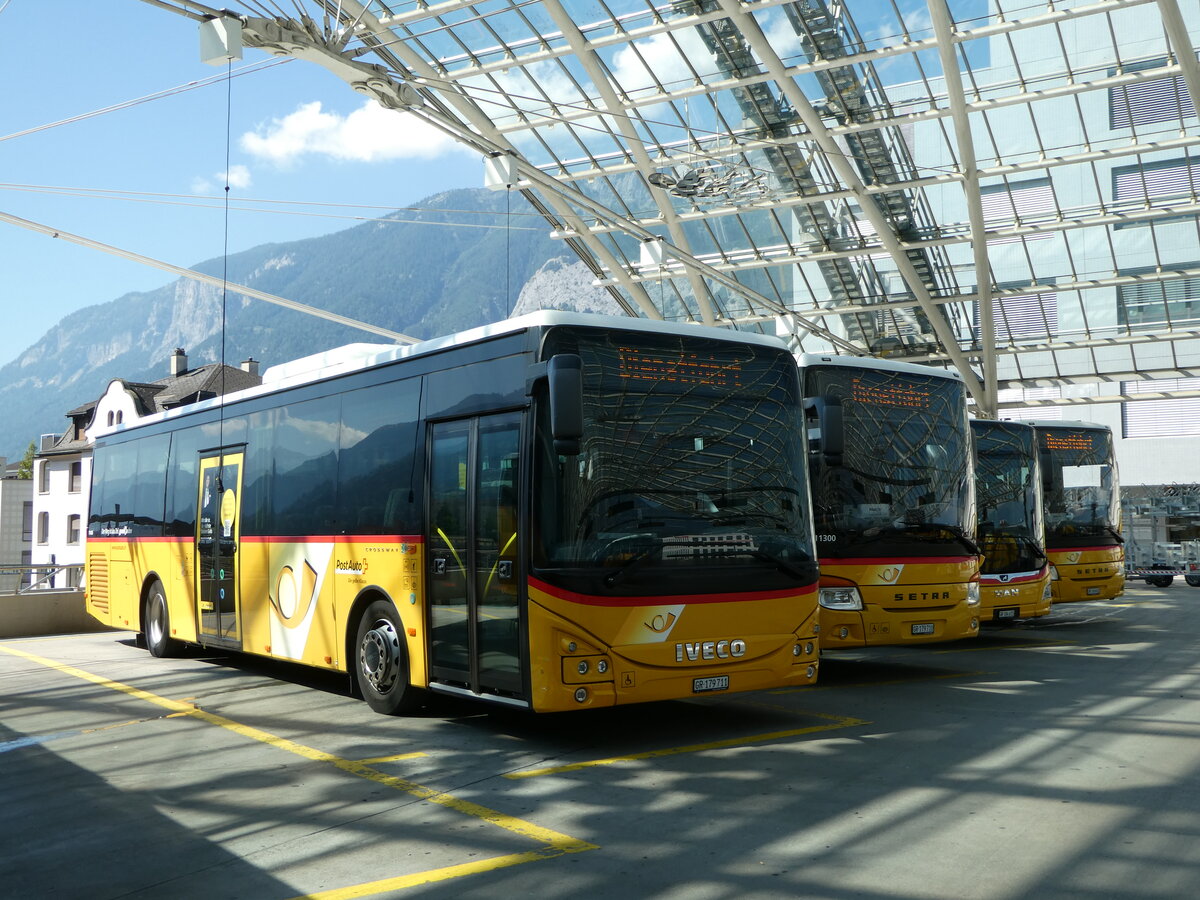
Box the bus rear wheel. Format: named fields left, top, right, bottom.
left=144, top=579, right=181, bottom=658
left=355, top=600, right=421, bottom=715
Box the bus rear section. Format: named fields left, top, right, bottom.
left=1027, top=421, right=1125, bottom=602
left=87, top=312, right=821, bottom=715
left=800, top=354, right=981, bottom=649
left=971, top=420, right=1052, bottom=623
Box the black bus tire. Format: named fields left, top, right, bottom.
left=355, top=600, right=422, bottom=715
left=144, top=579, right=181, bottom=658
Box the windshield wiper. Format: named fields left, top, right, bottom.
left=749, top=549, right=817, bottom=582
left=1105, top=525, right=1126, bottom=545
left=933, top=524, right=980, bottom=556
left=603, top=546, right=660, bottom=587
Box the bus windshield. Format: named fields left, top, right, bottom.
left=973, top=421, right=1044, bottom=575
left=806, top=365, right=974, bottom=558
left=533, top=329, right=815, bottom=595
left=1037, top=426, right=1120, bottom=544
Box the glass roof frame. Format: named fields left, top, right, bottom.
left=144, top=0, right=1200, bottom=416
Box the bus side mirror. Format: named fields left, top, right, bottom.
left=804, top=396, right=844, bottom=466
left=548, top=354, right=583, bottom=456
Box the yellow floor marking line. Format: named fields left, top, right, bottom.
left=0, top=644, right=596, bottom=896
left=935, top=639, right=1077, bottom=654
left=297, top=849, right=563, bottom=900
left=772, top=669, right=989, bottom=690
left=354, top=752, right=428, bottom=765
left=505, top=714, right=867, bottom=779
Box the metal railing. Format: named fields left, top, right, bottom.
left=0, top=564, right=85, bottom=595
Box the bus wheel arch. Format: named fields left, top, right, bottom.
left=349, top=592, right=423, bottom=715
left=141, top=575, right=180, bottom=658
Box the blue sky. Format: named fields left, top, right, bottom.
left=0, top=0, right=481, bottom=368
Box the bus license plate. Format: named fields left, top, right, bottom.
left=911, top=623, right=935, bottom=635
left=1086, top=587, right=1100, bottom=596
left=996, top=608, right=1018, bottom=620
left=693, top=675, right=729, bottom=693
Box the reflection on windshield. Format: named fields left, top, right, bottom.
left=1037, top=426, right=1120, bottom=543
left=806, top=364, right=974, bottom=557
left=533, top=329, right=815, bottom=594
left=973, top=421, right=1045, bottom=575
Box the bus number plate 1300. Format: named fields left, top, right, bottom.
left=693, top=675, right=729, bottom=693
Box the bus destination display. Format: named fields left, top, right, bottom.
left=617, top=347, right=744, bottom=388
left=850, top=376, right=934, bottom=410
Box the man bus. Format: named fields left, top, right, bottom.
left=85, top=312, right=821, bottom=714
left=1024, top=420, right=1124, bottom=602
left=799, top=354, right=980, bottom=648
left=971, top=419, right=1051, bottom=623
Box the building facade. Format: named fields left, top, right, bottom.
left=31, top=349, right=261, bottom=590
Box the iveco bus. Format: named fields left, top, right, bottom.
left=799, top=354, right=980, bottom=648
left=971, top=420, right=1051, bottom=622
left=85, top=313, right=821, bottom=714
left=1025, top=420, right=1124, bottom=602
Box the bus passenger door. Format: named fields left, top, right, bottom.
left=196, top=452, right=244, bottom=647
left=427, top=413, right=524, bottom=699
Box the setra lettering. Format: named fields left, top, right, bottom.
left=892, top=591, right=952, bottom=602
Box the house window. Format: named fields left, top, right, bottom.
left=38, top=461, right=50, bottom=493
left=69, top=460, right=82, bottom=493
left=37, top=512, right=49, bottom=545
left=116, top=411, right=124, bottom=425
left=67, top=515, right=81, bottom=546
left=107, top=411, right=114, bottom=426
left=22, top=502, right=33, bottom=542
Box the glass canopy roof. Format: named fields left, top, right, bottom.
left=145, top=0, right=1200, bottom=417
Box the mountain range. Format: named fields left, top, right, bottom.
left=1, top=187, right=622, bottom=460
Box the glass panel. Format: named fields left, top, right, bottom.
left=475, top=415, right=521, bottom=693
left=972, top=421, right=1043, bottom=575
left=806, top=365, right=975, bottom=559
left=428, top=422, right=471, bottom=681
left=533, top=329, right=813, bottom=596
left=1037, top=426, right=1120, bottom=545
left=198, top=455, right=242, bottom=642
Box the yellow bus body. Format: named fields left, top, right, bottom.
left=87, top=535, right=821, bottom=713
left=816, top=556, right=980, bottom=649
left=1047, top=545, right=1125, bottom=602
left=979, top=567, right=1052, bottom=622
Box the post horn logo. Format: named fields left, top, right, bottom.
left=879, top=566, right=902, bottom=584
left=645, top=612, right=677, bottom=633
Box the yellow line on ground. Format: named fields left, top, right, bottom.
left=935, top=640, right=1076, bottom=654
left=355, top=752, right=428, bottom=765
left=0, top=644, right=597, bottom=895
left=772, top=669, right=990, bottom=690
left=505, top=715, right=867, bottom=779
left=295, top=849, right=566, bottom=900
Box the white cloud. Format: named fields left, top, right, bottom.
left=191, top=164, right=252, bottom=194
left=240, top=100, right=466, bottom=165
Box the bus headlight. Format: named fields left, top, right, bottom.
left=1050, top=565, right=1059, bottom=581
left=1042, top=580, right=1053, bottom=601
left=966, top=582, right=980, bottom=607
left=819, top=587, right=863, bottom=611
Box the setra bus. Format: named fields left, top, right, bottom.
left=799, top=354, right=980, bottom=648
left=970, top=419, right=1051, bottom=623
left=85, top=312, right=821, bottom=714
left=1023, top=420, right=1124, bottom=602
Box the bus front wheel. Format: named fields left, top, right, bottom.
left=144, top=579, right=181, bottom=658
left=355, top=600, right=421, bottom=715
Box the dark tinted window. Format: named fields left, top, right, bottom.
left=337, top=380, right=420, bottom=535
left=272, top=396, right=340, bottom=535
left=165, top=427, right=204, bottom=537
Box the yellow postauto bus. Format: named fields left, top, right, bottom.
left=799, top=354, right=980, bottom=648
left=1025, top=420, right=1125, bottom=602
left=971, top=419, right=1051, bottom=623
left=85, top=312, right=821, bottom=714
